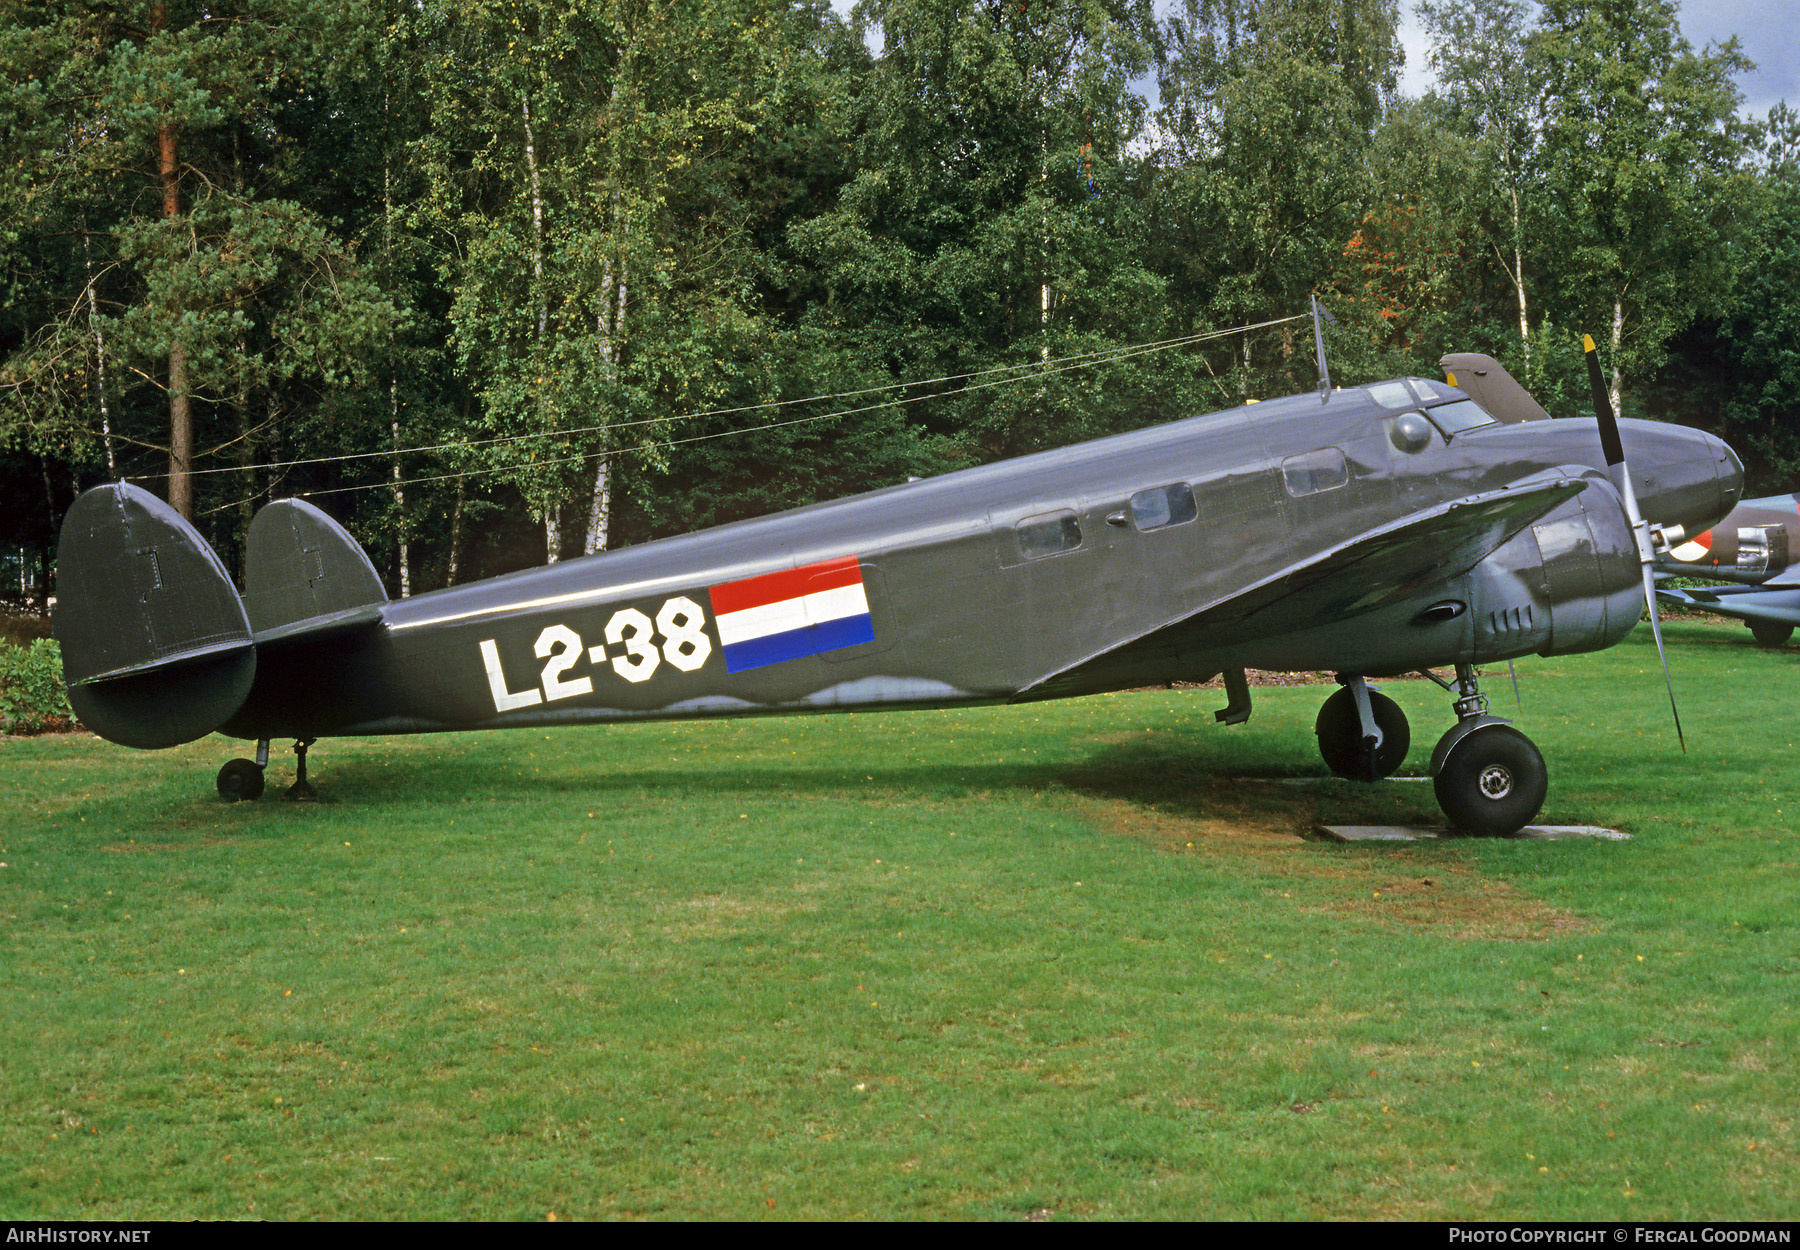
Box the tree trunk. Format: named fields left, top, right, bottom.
left=584, top=189, right=627, bottom=557
left=585, top=457, right=612, bottom=556
left=81, top=220, right=116, bottom=478
left=1510, top=189, right=1529, bottom=368
left=447, top=478, right=464, bottom=588
left=383, top=123, right=409, bottom=597
left=1609, top=295, right=1625, bottom=419
left=392, top=404, right=410, bottom=597
left=152, top=3, right=191, bottom=520
left=521, top=91, right=558, bottom=563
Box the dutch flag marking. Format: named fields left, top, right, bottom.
left=708, top=555, right=875, bottom=673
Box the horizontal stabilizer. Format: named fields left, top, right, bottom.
left=54, top=483, right=256, bottom=748
left=244, top=499, right=388, bottom=638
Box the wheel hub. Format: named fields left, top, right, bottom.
left=1478, top=763, right=1514, bottom=800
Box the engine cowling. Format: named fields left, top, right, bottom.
left=1468, top=471, right=1643, bottom=663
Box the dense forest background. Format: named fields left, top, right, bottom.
left=3, top=0, right=1795, bottom=603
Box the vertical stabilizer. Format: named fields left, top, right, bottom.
left=1439, top=353, right=1552, bottom=424
left=54, top=483, right=256, bottom=748
left=243, top=499, right=388, bottom=637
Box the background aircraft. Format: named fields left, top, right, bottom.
left=1654, top=492, right=1800, bottom=647
left=53, top=348, right=1740, bottom=835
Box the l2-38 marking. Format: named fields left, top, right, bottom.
left=478, top=596, right=713, bottom=712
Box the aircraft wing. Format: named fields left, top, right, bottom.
left=1656, top=583, right=1800, bottom=627
left=1022, top=475, right=1589, bottom=699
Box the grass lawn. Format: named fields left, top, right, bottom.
left=1, top=617, right=1793, bottom=1220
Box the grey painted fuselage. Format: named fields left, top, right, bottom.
left=221, top=380, right=1741, bottom=741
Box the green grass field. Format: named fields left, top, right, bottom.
left=2, top=617, right=1794, bottom=1220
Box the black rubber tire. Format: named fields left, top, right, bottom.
left=1314, top=686, right=1411, bottom=781
left=217, top=758, right=266, bottom=802
left=1749, top=620, right=1793, bottom=649
left=1432, top=724, right=1547, bottom=836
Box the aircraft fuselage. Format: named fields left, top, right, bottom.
left=219, top=380, right=1741, bottom=741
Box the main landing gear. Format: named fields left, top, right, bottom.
left=216, top=738, right=318, bottom=802
left=1314, top=677, right=1411, bottom=782
left=1315, top=666, right=1549, bottom=836
left=1750, top=620, right=1794, bottom=649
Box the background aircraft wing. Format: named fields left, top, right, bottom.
left=1656, top=583, right=1800, bottom=627
left=1021, top=475, right=1589, bottom=700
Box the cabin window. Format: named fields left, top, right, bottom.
left=1130, top=483, right=1198, bottom=532
left=1424, top=399, right=1498, bottom=437
left=1016, top=511, right=1083, bottom=560
left=1282, top=448, right=1349, bottom=498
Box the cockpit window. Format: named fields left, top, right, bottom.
left=1366, top=381, right=1415, bottom=409
left=1423, top=399, right=1498, bottom=437
left=1407, top=377, right=1455, bottom=403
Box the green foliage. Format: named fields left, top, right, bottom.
left=0, top=0, right=1785, bottom=588
left=1529, top=0, right=1754, bottom=405
left=0, top=638, right=73, bottom=735
left=1711, top=106, right=1800, bottom=481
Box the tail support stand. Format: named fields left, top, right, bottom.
left=285, top=738, right=318, bottom=802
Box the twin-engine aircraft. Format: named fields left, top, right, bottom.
left=54, top=346, right=1741, bottom=835
left=1654, top=492, right=1800, bottom=648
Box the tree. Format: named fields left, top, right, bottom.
left=1529, top=0, right=1754, bottom=417
left=416, top=0, right=822, bottom=563
left=1653, top=103, right=1800, bottom=488
left=1148, top=0, right=1402, bottom=396
left=788, top=0, right=1173, bottom=461
left=1328, top=96, right=1493, bottom=381
left=0, top=0, right=401, bottom=555
left=1418, top=0, right=1540, bottom=364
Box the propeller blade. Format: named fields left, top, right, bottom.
left=1584, top=333, right=1687, bottom=753
left=1640, top=562, right=1688, bottom=754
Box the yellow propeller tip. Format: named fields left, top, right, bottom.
left=1583, top=333, right=1597, bottom=352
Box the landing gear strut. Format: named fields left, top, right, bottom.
left=1315, top=676, right=1410, bottom=781
left=1425, top=665, right=1547, bottom=836
left=217, top=739, right=270, bottom=802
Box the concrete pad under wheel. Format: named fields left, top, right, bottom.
left=1308, top=824, right=1630, bottom=843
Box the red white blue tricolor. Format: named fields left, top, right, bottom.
left=707, top=555, right=875, bottom=673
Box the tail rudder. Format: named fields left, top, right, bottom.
left=53, top=483, right=255, bottom=748
left=243, top=498, right=387, bottom=640
left=1440, top=353, right=1553, bottom=424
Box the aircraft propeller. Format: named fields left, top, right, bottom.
left=1584, top=333, right=1687, bottom=753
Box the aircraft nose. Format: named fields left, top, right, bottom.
left=1714, top=433, right=1746, bottom=518
left=1630, top=427, right=1744, bottom=536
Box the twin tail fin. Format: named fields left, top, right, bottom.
left=53, top=485, right=385, bottom=749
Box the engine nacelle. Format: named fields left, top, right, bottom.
left=1468, top=471, right=1643, bottom=663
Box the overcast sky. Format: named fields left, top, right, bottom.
left=1395, top=0, right=1798, bottom=118
left=829, top=0, right=1797, bottom=120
